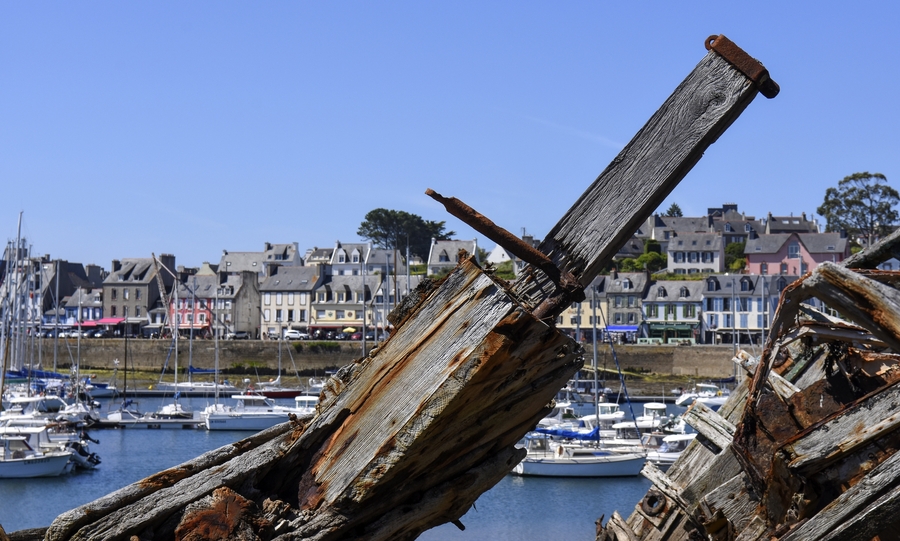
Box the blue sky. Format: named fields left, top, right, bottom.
left=2, top=2, right=898, bottom=269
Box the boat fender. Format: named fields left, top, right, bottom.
left=555, top=444, right=566, bottom=458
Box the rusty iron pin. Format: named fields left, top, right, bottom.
left=705, top=34, right=779, bottom=99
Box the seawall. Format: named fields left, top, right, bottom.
left=36, top=339, right=737, bottom=378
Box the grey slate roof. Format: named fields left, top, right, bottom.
left=259, top=266, right=320, bottom=292
left=745, top=232, right=847, bottom=255
left=667, top=232, right=722, bottom=251
left=646, top=280, right=703, bottom=302
left=104, top=258, right=155, bottom=284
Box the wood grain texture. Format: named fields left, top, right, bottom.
left=511, top=50, right=759, bottom=306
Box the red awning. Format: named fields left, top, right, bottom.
left=77, top=321, right=99, bottom=327
left=97, top=317, right=125, bottom=325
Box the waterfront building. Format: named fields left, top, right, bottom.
left=259, top=265, right=321, bottom=339
left=641, top=280, right=702, bottom=344
left=102, top=255, right=175, bottom=337
left=605, top=270, right=651, bottom=342
left=219, top=242, right=303, bottom=283
left=427, top=238, right=478, bottom=276
left=744, top=231, right=850, bottom=275
left=665, top=232, right=724, bottom=275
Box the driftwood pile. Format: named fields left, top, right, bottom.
left=4, top=35, right=777, bottom=541
left=599, top=231, right=900, bottom=541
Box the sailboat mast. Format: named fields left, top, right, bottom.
left=592, top=285, right=599, bottom=421
left=214, top=282, right=219, bottom=403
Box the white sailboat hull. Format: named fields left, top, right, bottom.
left=512, top=451, right=646, bottom=477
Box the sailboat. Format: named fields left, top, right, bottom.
left=258, top=337, right=307, bottom=398
left=512, top=284, right=646, bottom=477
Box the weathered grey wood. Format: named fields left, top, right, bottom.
left=607, top=511, right=639, bottom=541
left=733, top=516, right=768, bottom=541
left=768, top=371, right=800, bottom=400
left=783, top=380, right=900, bottom=474
left=842, top=226, right=900, bottom=269
left=700, top=472, right=758, bottom=533
left=780, top=448, right=900, bottom=541
left=683, top=400, right=736, bottom=451
left=510, top=48, right=761, bottom=309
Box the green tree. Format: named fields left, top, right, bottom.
left=664, top=203, right=683, bottom=217
left=358, top=209, right=455, bottom=261
left=724, top=241, right=746, bottom=272
left=817, top=172, right=899, bottom=246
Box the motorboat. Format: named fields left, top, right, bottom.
left=0, top=426, right=75, bottom=478
left=643, top=433, right=696, bottom=472
left=204, top=394, right=292, bottom=431
left=674, top=383, right=730, bottom=410
left=511, top=432, right=646, bottom=477
left=292, top=394, right=319, bottom=415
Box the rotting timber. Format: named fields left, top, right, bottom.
left=10, top=35, right=777, bottom=541
left=598, top=230, right=900, bottom=541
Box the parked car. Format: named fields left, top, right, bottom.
left=227, top=331, right=251, bottom=340
left=349, top=332, right=362, bottom=340
left=283, top=329, right=309, bottom=340
left=91, top=329, right=109, bottom=338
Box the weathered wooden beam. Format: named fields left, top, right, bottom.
left=779, top=448, right=900, bottom=541
left=683, top=400, right=736, bottom=451
left=782, top=379, right=900, bottom=474
left=509, top=35, right=770, bottom=319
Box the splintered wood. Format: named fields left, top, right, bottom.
left=15, top=35, right=777, bottom=541
left=599, top=233, right=900, bottom=541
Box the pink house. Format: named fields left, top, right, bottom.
left=744, top=232, right=850, bottom=275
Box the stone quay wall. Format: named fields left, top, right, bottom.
left=40, top=339, right=737, bottom=378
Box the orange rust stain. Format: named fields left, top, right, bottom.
left=138, top=467, right=192, bottom=490
left=175, top=487, right=256, bottom=541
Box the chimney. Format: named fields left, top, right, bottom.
left=840, top=229, right=848, bottom=239
left=111, top=259, right=121, bottom=272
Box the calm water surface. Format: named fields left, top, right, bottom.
left=0, top=397, right=656, bottom=538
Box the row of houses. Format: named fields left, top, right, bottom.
left=1, top=200, right=892, bottom=345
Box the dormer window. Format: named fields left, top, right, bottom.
left=707, top=278, right=718, bottom=292
left=725, top=223, right=732, bottom=232
left=741, top=278, right=751, bottom=292
left=680, top=286, right=689, bottom=298
left=622, top=279, right=633, bottom=290
left=745, top=224, right=752, bottom=232
left=657, top=286, right=667, bottom=298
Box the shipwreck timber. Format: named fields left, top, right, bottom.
left=5, top=35, right=778, bottom=541
left=599, top=230, right=900, bottom=541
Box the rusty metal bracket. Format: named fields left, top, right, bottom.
left=426, top=188, right=584, bottom=314
left=706, top=34, right=780, bottom=99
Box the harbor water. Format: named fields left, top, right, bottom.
left=0, top=396, right=664, bottom=538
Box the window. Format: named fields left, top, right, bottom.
left=338, top=292, right=346, bottom=302
left=628, top=313, right=635, bottom=323
left=275, top=309, right=283, bottom=322
left=723, top=297, right=731, bottom=311
left=684, top=305, right=696, bottom=318
left=198, top=313, right=205, bottom=323
left=263, top=309, right=270, bottom=322
left=708, top=314, right=718, bottom=328
left=299, top=309, right=307, bottom=322
left=622, top=279, right=632, bottom=290
left=628, top=296, right=636, bottom=307
left=706, top=298, right=715, bottom=311
left=111, top=289, right=117, bottom=301
left=187, top=313, right=194, bottom=323
left=336, top=311, right=345, bottom=320
left=439, top=251, right=450, bottom=262
left=777, top=277, right=788, bottom=291
left=707, top=279, right=718, bottom=292
left=316, top=309, right=326, bottom=319
left=689, top=252, right=699, bottom=263
left=124, top=288, right=129, bottom=300
left=276, top=293, right=283, bottom=305
left=664, top=231, right=671, bottom=240
left=788, top=242, right=800, bottom=259
left=111, top=306, right=117, bottom=316
left=761, top=262, right=768, bottom=275
left=265, top=293, right=271, bottom=305
left=615, top=296, right=623, bottom=308
left=745, top=224, right=752, bottom=232
left=801, top=262, right=809, bottom=274
left=675, top=252, right=684, bottom=263
left=135, top=289, right=141, bottom=300
left=288, top=293, right=294, bottom=304
left=666, top=304, right=676, bottom=317
left=123, top=306, right=129, bottom=318
left=614, top=313, right=623, bottom=324
left=647, top=304, right=659, bottom=318
left=780, top=263, right=788, bottom=274
left=135, top=306, right=141, bottom=317
left=680, top=286, right=689, bottom=298
left=739, top=314, right=748, bottom=329
left=338, top=254, right=346, bottom=263
left=288, top=309, right=294, bottom=321
left=317, top=292, right=326, bottom=302
left=757, top=314, right=768, bottom=328
left=657, top=287, right=667, bottom=298
left=738, top=298, right=750, bottom=312
left=199, top=299, right=206, bottom=309
left=723, top=314, right=732, bottom=328
left=725, top=223, right=732, bottom=232
left=741, top=279, right=750, bottom=292
left=352, top=254, right=359, bottom=263
left=702, top=252, right=713, bottom=263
